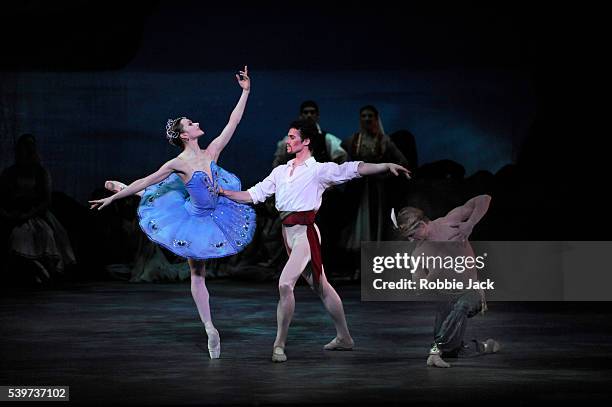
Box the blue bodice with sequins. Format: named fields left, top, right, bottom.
left=137, top=161, right=256, bottom=260
left=184, top=170, right=219, bottom=216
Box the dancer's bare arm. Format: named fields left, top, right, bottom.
left=104, top=180, right=143, bottom=197
left=89, top=159, right=179, bottom=210
left=357, top=162, right=411, bottom=178
left=219, top=189, right=253, bottom=204
left=207, top=66, right=251, bottom=162
left=444, top=195, right=492, bottom=239
left=221, top=165, right=278, bottom=205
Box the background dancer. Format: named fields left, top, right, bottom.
left=395, top=194, right=500, bottom=368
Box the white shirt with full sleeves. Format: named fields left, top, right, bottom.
left=247, top=157, right=362, bottom=211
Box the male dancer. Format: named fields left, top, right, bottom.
left=221, top=118, right=410, bottom=362
left=394, top=194, right=500, bottom=368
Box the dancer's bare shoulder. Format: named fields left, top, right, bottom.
left=165, top=156, right=190, bottom=179
left=164, top=156, right=184, bottom=172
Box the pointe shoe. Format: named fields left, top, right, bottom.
left=206, top=328, right=220, bottom=359
left=427, top=353, right=451, bottom=368
left=483, top=338, right=501, bottom=354
left=272, top=346, right=287, bottom=363
left=104, top=180, right=127, bottom=194
left=323, top=337, right=354, bottom=351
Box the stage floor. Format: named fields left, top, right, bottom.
left=1, top=280, right=611, bottom=405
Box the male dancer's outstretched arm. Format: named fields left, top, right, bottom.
left=221, top=189, right=253, bottom=203
left=222, top=162, right=410, bottom=203
left=357, top=162, right=411, bottom=177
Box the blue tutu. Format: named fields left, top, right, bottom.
left=137, top=161, right=256, bottom=260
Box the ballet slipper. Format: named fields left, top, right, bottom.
left=206, top=327, right=220, bottom=359
left=323, top=337, right=354, bottom=351
left=272, top=346, right=287, bottom=362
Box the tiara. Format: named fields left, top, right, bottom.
left=165, top=117, right=185, bottom=140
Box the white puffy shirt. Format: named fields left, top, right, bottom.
left=247, top=157, right=362, bottom=211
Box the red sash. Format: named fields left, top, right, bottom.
left=282, top=210, right=322, bottom=287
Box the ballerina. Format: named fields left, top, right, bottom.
left=90, top=66, right=256, bottom=359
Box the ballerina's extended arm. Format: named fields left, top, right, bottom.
left=89, top=160, right=178, bottom=210
left=206, top=66, right=251, bottom=162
